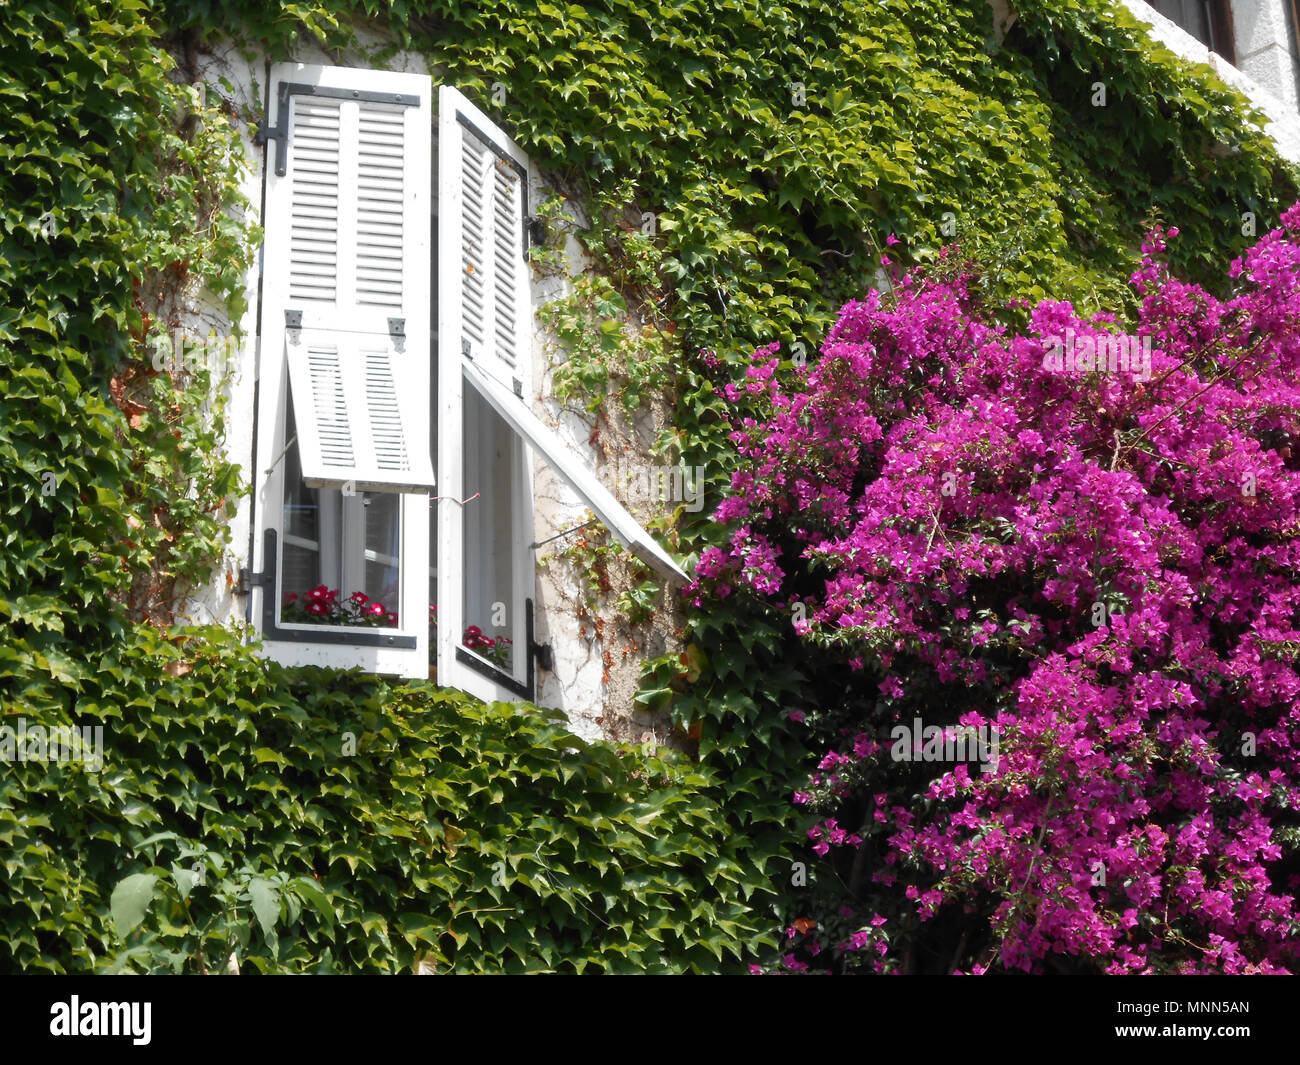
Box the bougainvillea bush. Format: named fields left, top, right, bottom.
left=696, top=209, right=1300, bottom=975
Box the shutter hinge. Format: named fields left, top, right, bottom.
left=258, top=83, right=421, bottom=177
left=285, top=309, right=302, bottom=346
left=389, top=317, right=406, bottom=353
left=462, top=338, right=472, bottom=360
left=237, top=567, right=268, bottom=596
left=531, top=640, right=553, bottom=672
left=513, top=377, right=522, bottom=397
left=524, top=215, right=546, bottom=260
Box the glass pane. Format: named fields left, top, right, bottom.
left=362, top=492, right=401, bottom=622
left=428, top=345, right=438, bottom=653
left=279, top=390, right=400, bottom=628
left=1153, top=0, right=1211, bottom=46
left=461, top=387, right=519, bottom=675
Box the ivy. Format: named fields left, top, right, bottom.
left=2, top=626, right=776, bottom=973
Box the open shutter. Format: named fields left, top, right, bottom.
left=250, top=63, right=432, bottom=680
left=436, top=86, right=687, bottom=704
left=264, top=66, right=434, bottom=493
left=464, top=357, right=688, bottom=582
left=437, top=87, right=535, bottom=704
left=439, top=84, right=531, bottom=396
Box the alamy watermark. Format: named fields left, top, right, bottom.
left=604, top=456, right=705, bottom=512
left=0, top=719, right=104, bottom=772
left=50, top=997, right=150, bottom=1045
left=889, top=718, right=1001, bottom=776
left=1041, top=329, right=1152, bottom=381
left=149, top=330, right=246, bottom=378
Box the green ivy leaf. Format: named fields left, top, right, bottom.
left=110, top=872, right=157, bottom=939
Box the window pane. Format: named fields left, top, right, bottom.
left=363, top=491, right=401, bottom=617
left=1152, top=0, right=1212, bottom=47
left=280, top=389, right=400, bottom=627
left=461, top=387, right=520, bottom=675
left=428, top=332, right=438, bottom=651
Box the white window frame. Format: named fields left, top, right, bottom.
left=248, top=63, right=432, bottom=679
left=436, top=85, right=537, bottom=702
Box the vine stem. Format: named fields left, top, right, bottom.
left=1117, top=332, right=1269, bottom=459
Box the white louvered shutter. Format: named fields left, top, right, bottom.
left=439, top=85, right=531, bottom=397
left=463, top=357, right=688, bottom=583
left=264, top=65, right=434, bottom=493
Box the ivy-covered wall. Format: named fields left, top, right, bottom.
left=1, top=0, right=1296, bottom=972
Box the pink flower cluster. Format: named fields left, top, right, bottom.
left=282, top=586, right=396, bottom=627
left=718, top=210, right=1300, bottom=974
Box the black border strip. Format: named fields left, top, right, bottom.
left=266, top=82, right=421, bottom=176
left=257, top=529, right=418, bottom=648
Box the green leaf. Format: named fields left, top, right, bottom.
left=248, top=878, right=279, bottom=943
left=170, top=863, right=197, bottom=902
left=110, top=873, right=157, bottom=939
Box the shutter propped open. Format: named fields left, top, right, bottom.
left=286, top=329, right=434, bottom=493
left=266, top=68, right=434, bottom=493
left=463, top=356, right=689, bottom=583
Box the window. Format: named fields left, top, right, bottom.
left=1151, top=0, right=1236, bottom=62
left=245, top=64, right=687, bottom=699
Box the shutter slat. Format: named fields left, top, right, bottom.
left=354, top=102, right=405, bottom=312
left=288, top=96, right=341, bottom=305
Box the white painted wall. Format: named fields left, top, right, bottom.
left=1126, top=0, right=1300, bottom=161
left=1231, top=0, right=1300, bottom=111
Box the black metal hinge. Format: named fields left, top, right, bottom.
left=237, top=567, right=267, bottom=597
left=524, top=215, right=546, bottom=258
left=258, top=83, right=421, bottom=177
left=531, top=640, right=553, bottom=672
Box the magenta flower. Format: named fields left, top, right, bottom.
left=690, top=205, right=1300, bottom=975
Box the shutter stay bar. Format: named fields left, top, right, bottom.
left=261, top=83, right=421, bottom=177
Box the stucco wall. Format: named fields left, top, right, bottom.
left=1126, top=0, right=1300, bottom=161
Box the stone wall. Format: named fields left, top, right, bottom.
left=1126, top=0, right=1300, bottom=161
